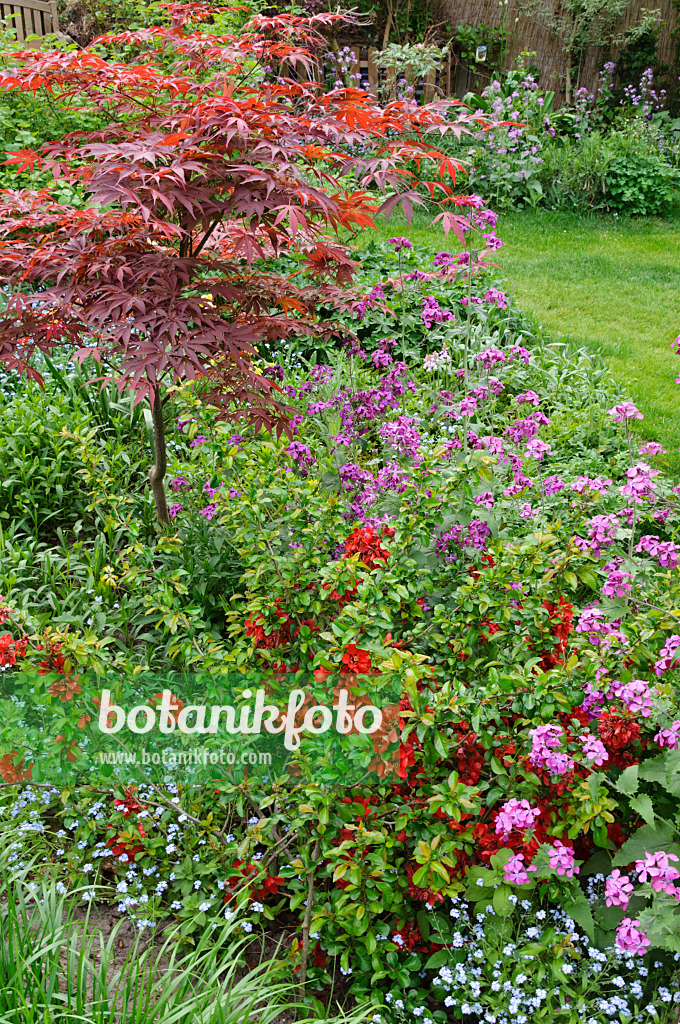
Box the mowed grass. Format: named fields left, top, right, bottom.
left=354, top=208, right=680, bottom=475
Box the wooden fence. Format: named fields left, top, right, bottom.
left=0, top=0, right=58, bottom=43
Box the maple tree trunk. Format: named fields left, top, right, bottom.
left=148, top=389, right=170, bottom=524
left=565, top=59, right=572, bottom=106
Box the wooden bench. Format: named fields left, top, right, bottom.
left=0, top=0, right=59, bottom=43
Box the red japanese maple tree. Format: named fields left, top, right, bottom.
left=0, top=3, right=490, bottom=522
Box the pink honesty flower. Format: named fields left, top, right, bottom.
left=602, top=570, right=633, bottom=598
left=616, top=918, right=650, bottom=956
left=475, top=347, right=506, bottom=367
left=608, top=402, right=643, bottom=422
left=655, top=720, right=680, bottom=749
left=503, top=852, right=536, bottom=885
left=635, top=851, right=680, bottom=893
left=516, top=390, right=540, bottom=406
left=473, top=491, right=495, bottom=508
left=654, top=634, right=680, bottom=677
left=459, top=396, right=478, bottom=417
left=638, top=442, right=666, bottom=456
left=518, top=502, right=535, bottom=519
left=387, top=236, right=412, bottom=251
left=547, top=841, right=578, bottom=878
left=605, top=869, right=634, bottom=908
left=672, top=335, right=680, bottom=355
left=635, top=534, right=679, bottom=569
left=495, top=798, right=541, bottom=839
left=620, top=462, right=658, bottom=504
left=529, top=724, right=574, bottom=775
left=609, top=678, right=655, bottom=718
left=543, top=475, right=565, bottom=495
left=580, top=733, right=609, bottom=765
left=525, top=438, right=552, bottom=461
left=168, top=503, right=183, bottom=517
left=199, top=504, right=218, bottom=520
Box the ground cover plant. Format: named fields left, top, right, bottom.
left=1, top=4, right=680, bottom=1022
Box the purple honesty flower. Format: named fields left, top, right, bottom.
left=655, top=720, right=680, bottom=748
left=639, top=441, right=666, bottom=455
left=654, top=634, right=680, bottom=676
left=168, top=476, right=190, bottom=493
left=602, top=569, right=633, bottom=598
left=473, top=491, right=495, bottom=509
left=543, top=475, right=565, bottom=495
left=483, top=287, right=508, bottom=309
left=177, top=416, right=197, bottom=434
left=509, top=344, right=531, bottom=364
left=529, top=724, right=573, bottom=775
left=379, top=416, right=422, bottom=462
left=525, top=438, right=552, bottom=461
left=580, top=733, right=609, bottom=765
left=635, top=851, right=680, bottom=894
left=569, top=475, right=612, bottom=495
left=190, top=435, right=208, bottom=448
left=421, top=295, right=455, bottom=329
left=605, top=869, right=633, bottom=908
left=518, top=502, right=534, bottom=519
left=516, top=390, right=540, bottom=406
left=608, top=402, right=643, bottom=422
left=503, top=853, right=535, bottom=886
left=547, top=841, right=578, bottom=878
left=461, top=295, right=483, bottom=307
left=616, top=918, right=650, bottom=956
left=573, top=513, right=619, bottom=556
left=168, top=503, right=183, bottom=517
left=286, top=441, right=316, bottom=477
left=475, top=346, right=506, bottom=368
left=483, top=232, right=504, bottom=250
left=199, top=504, right=218, bottom=520
left=387, top=236, right=412, bottom=251
left=495, top=799, right=541, bottom=839
left=635, top=534, right=679, bottom=568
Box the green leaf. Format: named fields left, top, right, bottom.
left=616, top=764, right=639, bottom=797
left=492, top=885, right=513, bottom=917
left=629, top=794, right=656, bottom=827
left=563, top=890, right=594, bottom=940
left=424, top=949, right=451, bottom=971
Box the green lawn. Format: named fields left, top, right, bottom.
left=356, top=208, right=680, bottom=475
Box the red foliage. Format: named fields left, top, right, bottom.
left=0, top=8, right=494, bottom=522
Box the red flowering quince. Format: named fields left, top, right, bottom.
left=340, top=644, right=372, bottom=674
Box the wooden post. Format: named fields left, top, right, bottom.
left=423, top=67, right=436, bottom=103
left=368, top=47, right=379, bottom=98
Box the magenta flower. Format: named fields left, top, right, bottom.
left=605, top=869, right=633, bottom=908
left=547, top=841, right=578, bottom=878
left=483, top=232, right=504, bottom=250
left=602, top=569, right=633, bottom=598
left=168, top=476, right=190, bottom=492
left=638, top=441, right=666, bottom=455
left=654, top=634, right=680, bottom=677
left=635, top=534, right=679, bottom=568
left=529, top=724, right=574, bottom=775
left=473, top=491, right=495, bottom=509
left=168, top=503, right=183, bottom=517
left=199, top=503, right=218, bottom=520
left=516, top=390, right=540, bottom=406
left=525, top=438, right=552, bottom=461
left=608, top=402, right=643, bottom=422
left=580, top=733, right=609, bottom=765
left=475, top=347, right=506, bottom=368
left=503, top=852, right=536, bottom=885
left=494, top=798, right=541, bottom=839
left=459, top=396, right=478, bottom=417
left=635, top=851, right=680, bottom=893
left=543, top=475, right=565, bottom=495
left=387, top=236, right=412, bottom=251
left=655, top=720, right=680, bottom=748
left=518, top=502, right=535, bottom=519
left=483, top=287, right=508, bottom=309
left=615, top=918, right=650, bottom=955
left=190, top=435, right=208, bottom=448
